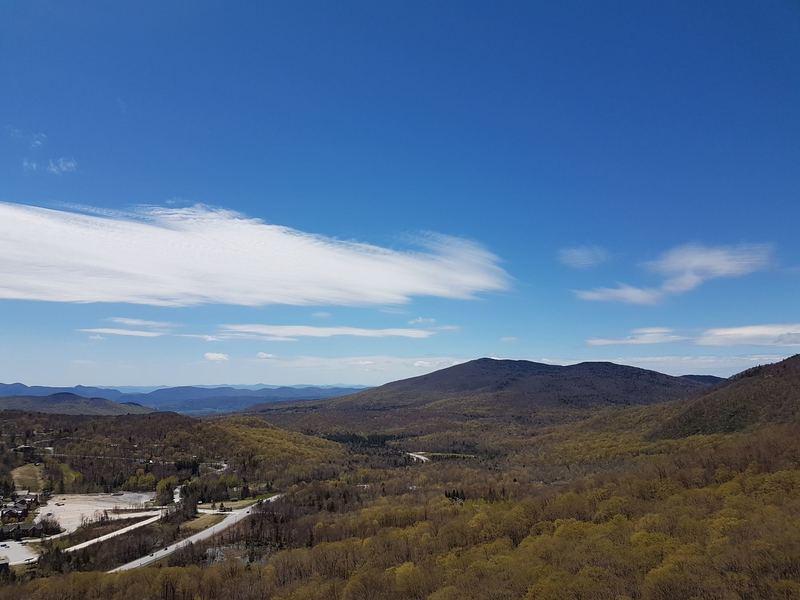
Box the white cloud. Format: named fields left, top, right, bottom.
left=109, top=317, right=175, bottom=329
left=576, top=284, right=662, bottom=304
left=10, top=129, right=46, bottom=148
left=409, top=317, right=436, bottom=325
left=576, top=243, right=772, bottom=304
left=79, top=328, right=163, bottom=337
left=46, top=158, right=78, bottom=174
left=256, top=352, right=275, bottom=359
left=204, top=352, right=229, bottom=361
left=219, top=324, right=434, bottom=341
left=696, top=324, right=800, bottom=347
left=22, top=159, right=38, bottom=172
left=558, top=245, right=609, bottom=268
left=587, top=327, right=688, bottom=346
left=30, top=133, right=47, bottom=148
left=0, top=203, right=509, bottom=307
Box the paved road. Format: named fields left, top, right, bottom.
left=407, top=452, right=431, bottom=463
left=64, top=513, right=163, bottom=553
left=109, top=494, right=282, bottom=572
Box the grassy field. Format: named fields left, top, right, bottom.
left=11, top=463, right=43, bottom=492
left=57, top=463, right=80, bottom=487
left=181, top=513, right=224, bottom=533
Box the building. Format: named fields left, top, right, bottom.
left=0, top=522, right=43, bottom=540
left=0, top=507, right=27, bottom=523
left=12, top=492, right=39, bottom=509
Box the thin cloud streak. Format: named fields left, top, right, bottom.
left=109, top=317, right=175, bottom=329
left=558, top=245, right=608, bottom=269
left=697, top=324, right=800, bottom=346
left=0, top=203, right=509, bottom=307
left=588, top=324, right=800, bottom=347
left=219, top=324, right=435, bottom=340
left=588, top=327, right=688, bottom=346
left=79, top=328, right=163, bottom=337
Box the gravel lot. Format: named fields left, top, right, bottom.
left=0, top=540, right=38, bottom=566
left=36, top=492, right=155, bottom=533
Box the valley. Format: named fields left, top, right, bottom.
left=1, top=356, right=799, bottom=598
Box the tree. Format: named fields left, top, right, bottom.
left=156, top=476, right=178, bottom=506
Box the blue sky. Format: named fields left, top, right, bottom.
left=1, top=1, right=799, bottom=385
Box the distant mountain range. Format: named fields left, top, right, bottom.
left=0, top=392, right=153, bottom=416
left=0, top=383, right=367, bottom=415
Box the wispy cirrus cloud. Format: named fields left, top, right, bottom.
left=9, top=128, right=47, bottom=148
left=204, top=352, right=229, bottom=361
left=558, top=245, right=609, bottom=269
left=0, top=203, right=509, bottom=307
left=576, top=243, right=772, bottom=304
left=408, top=317, right=436, bottom=325
left=218, top=324, right=435, bottom=341
left=577, top=285, right=662, bottom=304
left=79, top=328, right=164, bottom=337
left=46, top=157, right=78, bottom=174
left=79, top=317, right=175, bottom=339
left=588, top=323, right=800, bottom=348
left=588, top=327, right=688, bottom=346
left=696, top=324, right=800, bottom=347
left=109, top=317, right=175, bottom=329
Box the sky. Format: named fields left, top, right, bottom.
left=1, top=1, right=799, bottom=386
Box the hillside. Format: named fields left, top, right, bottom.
left=653, top=354, right=800, bottom=438
left=324, top=358, right=707, bottom=410
left=254, top=358, right=710, bottom=435
left=0, top=393, right=153, bottom=416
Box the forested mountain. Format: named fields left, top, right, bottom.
left=253, top=358, right=712, bottom=434
left=0, top=393, right=152, bottom=416
left=326, top=358, right=707, bottom=410
left=654, top=354, right=800, bottom=438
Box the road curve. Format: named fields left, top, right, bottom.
left=407, top=452, right=431, bottom=463
left=109, top=494, right=283, bottom=572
